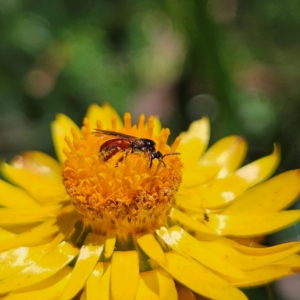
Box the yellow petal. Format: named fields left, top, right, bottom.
left=110, top=251, right=139, bottom=300
left=133, top=267, right=178, bottom=300
left=0, top=220, right=58, bottom=253
left=189, top=144, right=280, bottom=209
left=170, top=208, right=218, bottom=238
left=174, top=198, right=206, bottom=214
left=0, top=241, right=78, bottom=293
left=229, top=265, right=293, bottom=287
left=227, top=236, right=264, bottom=248
left=86, top=103, right=123, bottom=130
left=179, top=164, right=221, bottom=188
left=2, top=266, right=72, bottom=300
left=199, top=136, right=247, bottom=178
left=158, top=251, right=247, bottom=300
left=276, top=254, right=300, bottom=271
left=98, top=263, right=111, bottom=300
left=0, top=228, right=16, bottom=242
left=177, top=117, right=210, bottom=166
left=135, top=271, right=160, bottom=300
left=9, top=151, right=63, bottom=182
left=0, top=180, right=40, bottom=208
left=157, top=268, right=177, bottom=300
left=86, top=262, right=105, bottom=300
left=1, top=161, right=68, bottom=204
left=224, top=169, right=300, bottom=214
left=60, top=233, right=105, bottom=300
left=0, top=244, right=50, bottom=280
left=104, top=230, right=116, bottom=259
left=137, top=233, right=166, bottom=264
left=235, top=143, right=280, bottom=181
left=208, top=211, right=300, bottom=237
left=0, top=205, right=61, bottom=225
left=51, top=113, right=81, bottom=163
left=157, top=226, right=246, bottom=279
left=19, top=265, right=72, bottom=292
left=155, top=268, right=177, bottom=300
left=180, top=136, right=247, bottom=188
left=200, top=240, right=300, bottom=270
left=217, top=237, right=300, bottom=256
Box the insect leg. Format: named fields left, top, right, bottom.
left=115, top=147, right=133, bottom=166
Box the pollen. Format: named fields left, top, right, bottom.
left=62, top=114, right=182, bottom=235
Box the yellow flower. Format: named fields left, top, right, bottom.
left=1, top=103, right=300, bottom=300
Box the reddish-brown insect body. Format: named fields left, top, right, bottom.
left=100, top=138, right=132, bottom=161
left=93, top=129, right=179, bottom=167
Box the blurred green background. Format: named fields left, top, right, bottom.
left=1, top=0, right=300, bottom=174
left=1, top=1, right=300, bottom=299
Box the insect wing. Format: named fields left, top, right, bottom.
left=93, top=129, right=138, bottom=141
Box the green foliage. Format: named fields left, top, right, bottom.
left=0, top=0, right=300, bottom=175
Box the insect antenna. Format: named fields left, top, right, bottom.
left=162, top=152, right=180, bottom=158
left=160, top=152, right=181, bottom=167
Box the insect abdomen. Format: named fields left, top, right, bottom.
left=99, top=138, right=131, bottom=161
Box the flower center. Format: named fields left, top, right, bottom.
left=62, top=114, right=182, bottom=235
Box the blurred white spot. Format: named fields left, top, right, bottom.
left=186, top=94, right=219, bottom=121
left=236, top=165, right=259, bottom=182
left=24, top=69, right=55, bottom=98
left=214, top=214, right=227, bottom=232
left=221, top=191, right=235, bottom=202
left=134, top=10, right=186, bottom=85
left=236, top=91, right=277, bottom=135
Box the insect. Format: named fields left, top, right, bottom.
left=93, top=129, right=179, bottom=167
left=204, top=213, right=209, bottom=222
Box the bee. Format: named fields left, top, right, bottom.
left=93, top=129, right=179, bottom=167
